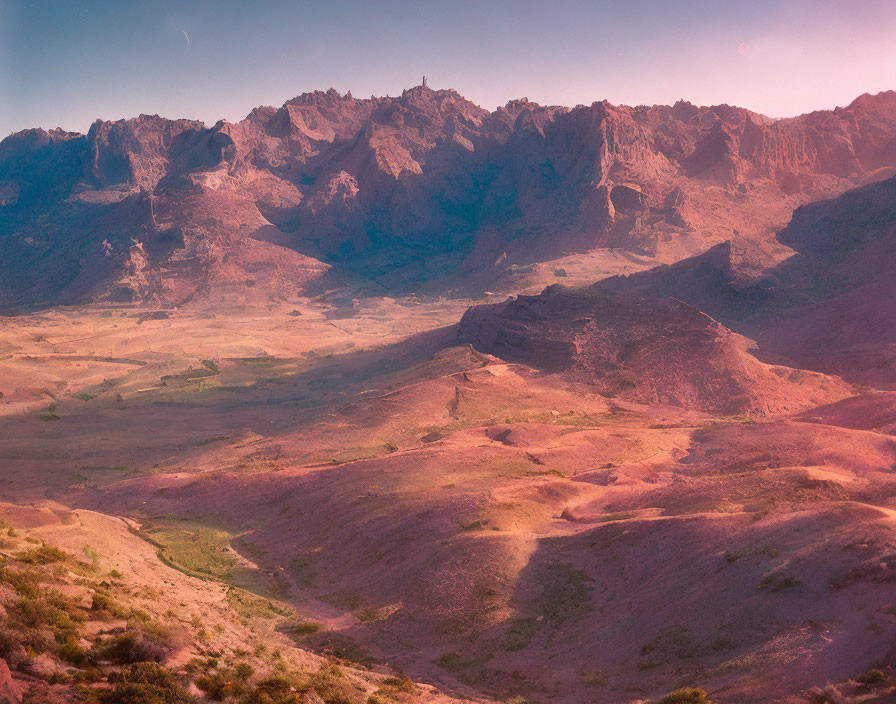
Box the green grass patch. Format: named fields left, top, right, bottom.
left=139, top=522, right=236, bottom=582
left=501, top=617, right=539, bottom=651
left=534, top=561, right=594, bottom=627
left=225, top=587, right=291, bottom=620
left=278, top=619, right=322, bottom=636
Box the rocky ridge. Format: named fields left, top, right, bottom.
left=2, top=87, right=896, bottom=309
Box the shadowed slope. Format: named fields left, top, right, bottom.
left=593, top=173, right=896, bottom=387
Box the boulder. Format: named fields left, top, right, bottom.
left=0, top=659, right=23, bottom=704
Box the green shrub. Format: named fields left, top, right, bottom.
left=90, top=590, right=150, bottom=623
left=308, top=664, right=365, bottom=704
left=184, top=656, right=218, bottom=674
left=0, top=566, right=42, bottom=598
left=90, top=591, right=128, bottom=619
left=11, top=590, right=85, bottom=641
left=280, top=619, right=322, bottom=636
left=193, top=662, right=254, bottom=699
left=242, top=676, right=301, bottom=704
left=57, top=634, right=89, bottom=666
left=196, top=669, right=248, bottom=700
left=356, top=608, right=384, bottom=623
left=15, top=545, right=71, bottom=565
left=102, top=662, right=196, bottom=704
left=93, top=629, right=167, bottom=664
left=856, top=668, right=886, bottom=686
left=380, top=676, right=416, bottom=693
left=0, top=620, right=51, bottom=655
left=658, top=687, right=714, bottom=704
left=235, top=663, right=254, bottom=680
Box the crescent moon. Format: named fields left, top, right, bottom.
left=182, top=30, right=190, bottom=49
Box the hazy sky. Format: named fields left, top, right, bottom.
left=2, top=0, right=895, bottom=137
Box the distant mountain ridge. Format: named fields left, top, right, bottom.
left=2, top=86, right=896, bottom=309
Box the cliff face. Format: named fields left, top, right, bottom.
left=2, top=87, right=896, bottom=309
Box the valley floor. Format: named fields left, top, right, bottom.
left=1, top=298, right=895, bottom=704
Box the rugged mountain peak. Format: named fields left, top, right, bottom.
left=1, top=126, right=81, bottom=146
left=3, top=87, right=896, bottom=309
left=285, top=86, right=360, bottom=107
left=671, top=99, right=698, bottom=121
left=84, top=114, right=218, bottom=192
left=844, top=89, right=896, bottom=115
left=0, top=127, right=83, bottom=165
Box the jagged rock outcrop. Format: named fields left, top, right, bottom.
left=2, top=86, right=896, bottom=309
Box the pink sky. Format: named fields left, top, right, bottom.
left=2, top=0, right=895, bottom=136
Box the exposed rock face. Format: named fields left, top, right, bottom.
left=457, top=287, right=849, bottom=413
left=2, top=87, right=896, bottom=309
left=683, top=119, right=743, bottom=185
left=0, top=659, right=23, bottom=703
left=594, top=173, right=896, bottom=387
left=610, top=183, right=648, bottom=211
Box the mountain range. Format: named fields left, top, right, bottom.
left=3, top=86, right=896, bottom=310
